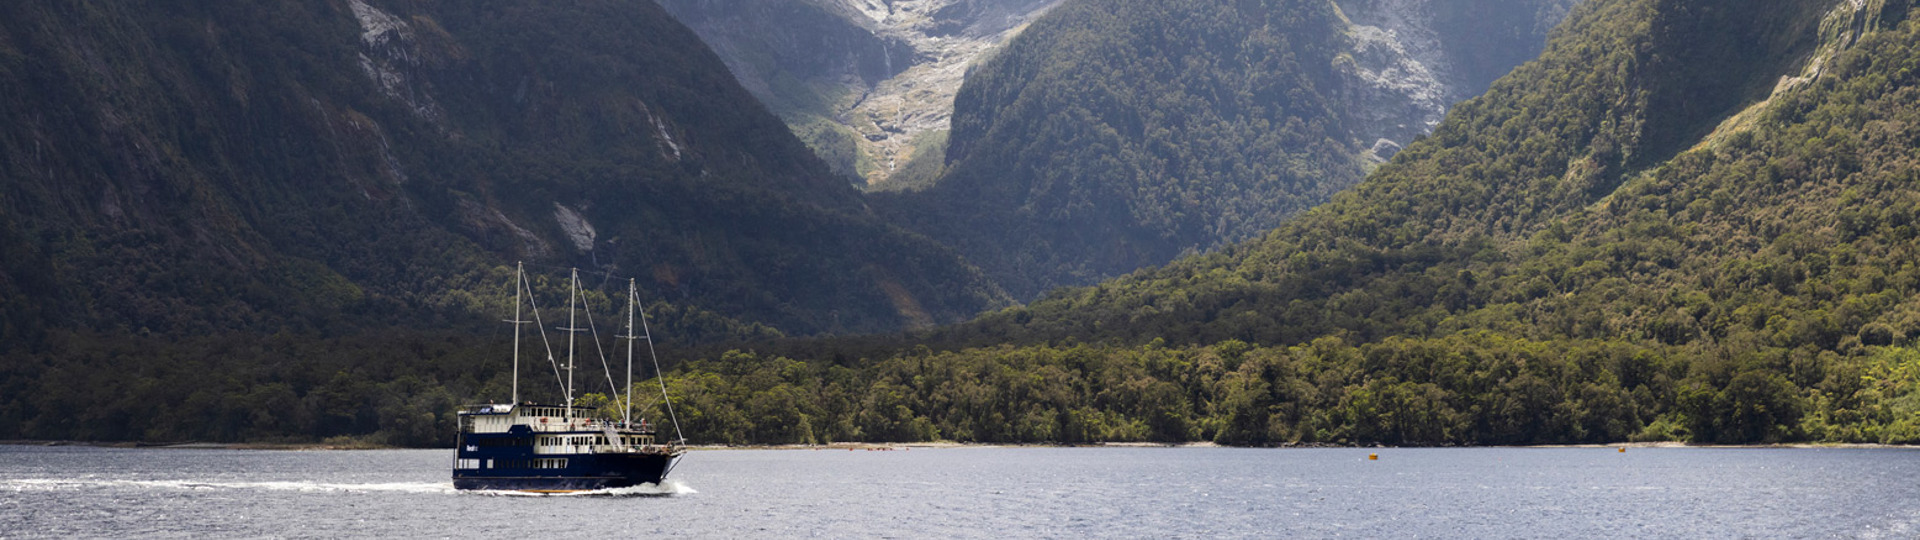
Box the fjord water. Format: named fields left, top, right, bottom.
left=3, top=445, right=1915, bottom=538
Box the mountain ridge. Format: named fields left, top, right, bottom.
left=0, top=0, right=1006, bottom=344
left=875, top=0, right=1575, bottom=300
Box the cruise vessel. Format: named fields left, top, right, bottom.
left=453, top=265, right=686, bottom=492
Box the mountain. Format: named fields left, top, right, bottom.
left=658, top=0, right=1920, bottom=447
left=0, top=0, right=1008, bottom=348
left=873, top=0, right=1575, bottom=299
left=14, top=0, right=1919, bottom=448
left=655, top=0, right=1058, bottom=186
left=944, top=0, right=1855, bottom=349
left=0, top=0, right=1027, bottom=444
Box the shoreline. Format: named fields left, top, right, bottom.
left=5, top=439, right=1914, bottom=452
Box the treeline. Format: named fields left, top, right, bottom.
left=0, top=331, right=492, bottom=447
left=660, top=335, right=1920, bottom=446
left=8, top=329, right=1912, bottom=448
left=0, top=325, right=726, bottom=448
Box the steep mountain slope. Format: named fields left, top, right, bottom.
left=942, top=0, right=1846, bottom=346
left=0, top=0, right=1006, bottom=346
left=1334, top=0, right=1581, bottom=150
left=656, top=0, right=1057, bottom=186
left=874, top=0, right=1574, bottom=299
left=758, top=0, right=1915, bottom=445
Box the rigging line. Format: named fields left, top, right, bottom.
left=579, top=279, right=621, bottom=406
left=522, top=270, right=568, bottom=403
left=634, top=394, right=661, bottom=415
left=638, top=299, right=684, bottom=443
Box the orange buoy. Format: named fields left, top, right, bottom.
left=1618, top=447, right=1627, bottom=453
left=1368, top=453, right=1378, bottom=461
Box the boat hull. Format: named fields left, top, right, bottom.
left=453, top=452, right=677, bottom=492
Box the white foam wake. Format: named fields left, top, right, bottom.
left=2, top=478, right=454, bottom=494
left=4, top=477, right=696, bottom=497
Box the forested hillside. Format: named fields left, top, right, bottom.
left=0, top=0, right=1011, bottom=443
left=662, top=0, right=1920, bottom=447
left=0, top=0, right=1006, bottom=345
left=875, top=0, right=1574, bottom=299
left=940, top=0, right=1844, bottom=345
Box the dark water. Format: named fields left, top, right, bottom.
left=3, top=444, right=1917, bottom=538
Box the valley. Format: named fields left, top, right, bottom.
left=656, top=0, right=1059, bottom=187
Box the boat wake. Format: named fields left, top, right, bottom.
left=3, top=477, right=696, bottom=497
left=467, top=479, right=697, bottom=497
left=2, top=477, right=456, bottom=494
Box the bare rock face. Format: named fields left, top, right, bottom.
left=838, top=0, right=1062, bottom=186
left=348, top=0, right=463, bottom=125
left=657, top=0, right=1059, bottom=187
left=1333, top=0, right=1579, bottom=160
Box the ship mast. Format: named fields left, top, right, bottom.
left=559, top=268, right=583, bottom=421
left=620, top=279, right=638, bottom=427
left=507, top=262, right=528, bottom=404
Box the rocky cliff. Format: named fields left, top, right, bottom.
left=657, top=0, right=1058, bottom=187
left=1334, top=0, right=1579, bottom=159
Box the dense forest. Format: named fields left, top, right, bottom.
left=658, top=336, right=1920, bottom=446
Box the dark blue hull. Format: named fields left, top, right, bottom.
left=453, top=424, right=678, bottom=492
left=453, top=452, right=676, bottom=492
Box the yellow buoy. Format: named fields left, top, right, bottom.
left=1368, top=453, right=1378, bottom=461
